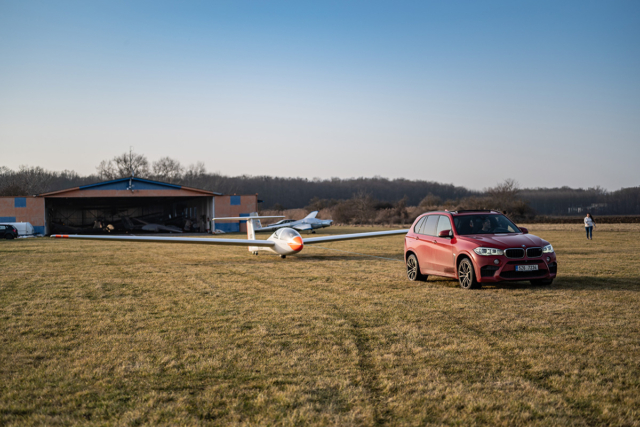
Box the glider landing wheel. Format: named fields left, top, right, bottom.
left=406, top=254, right=427, bottom=282
left=280, top=255, right=286, bottom=259
left=311, top=230, right=316, bottom=234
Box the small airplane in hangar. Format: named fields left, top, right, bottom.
left=253, top=211, right=333, bottom=234
left=52, top=214, right=408, bottom=258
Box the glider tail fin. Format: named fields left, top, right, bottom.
left=305, top=210, right=319, bottom=219
left=246, top=214, right=262, bottom=241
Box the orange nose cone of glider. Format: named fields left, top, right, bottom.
left=288, top=236, right=303, bottom=252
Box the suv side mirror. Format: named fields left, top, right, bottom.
left=438, top=229, right=452, bottom=238
left=519, top=227, right=529, bottom=234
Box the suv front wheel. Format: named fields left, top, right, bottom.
left=458, top=258, right=480, bottom=289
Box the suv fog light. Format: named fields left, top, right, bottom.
left=546, top=256, right=550, bottom=262
left=494, top=259, right=500, bottom=265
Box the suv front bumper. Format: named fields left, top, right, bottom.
left=472, top=253, right=557, bottom=283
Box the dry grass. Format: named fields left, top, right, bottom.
left=1, top=225, right=639, bottom=426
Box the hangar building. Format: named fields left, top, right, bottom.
left=0, top=177, right=258, bottom=235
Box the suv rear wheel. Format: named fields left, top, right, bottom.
left=458, top=258, right=480, bottom=289
left=406, top=254, right=428, bottom=282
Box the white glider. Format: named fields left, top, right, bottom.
left=52, top=214, right=409, bottom=258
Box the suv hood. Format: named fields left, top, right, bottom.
left=458, top=233, right=546, bottom=248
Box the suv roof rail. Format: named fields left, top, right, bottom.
left=450, top=210, right=500, bottom=214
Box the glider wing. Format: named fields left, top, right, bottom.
left=51, top=234, right=275, bottom=247
left=302, top=229, right=409, bottom=244
left=293, top=223, right=314, bottom=231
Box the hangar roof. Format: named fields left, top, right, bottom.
left=39, top=177, right=222, bottom=198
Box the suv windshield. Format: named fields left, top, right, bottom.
left=453, top=214, right=520, bottom=235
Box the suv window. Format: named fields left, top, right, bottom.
left=0, top=225, right=5, bottom=230
left=436, top=215, right=452, bottom=236
left=453, top=214, right=520, bottom=235
left=413, top=217, right=426, bottom=234
left=422, top=215, right=439, bottom=236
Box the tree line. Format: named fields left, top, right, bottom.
left=1, top=151, right=639, bottom=218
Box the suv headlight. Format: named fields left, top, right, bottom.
left=474, top=247, right=504, bottom=256
left=542, top=244, right=554, bottom=253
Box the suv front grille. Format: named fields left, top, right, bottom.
left=505, top=248, right=525, bottom=258
left=526, top=247, right=542, bottom=258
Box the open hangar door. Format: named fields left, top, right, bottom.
left=45, top=196, right=212, bottom=235
left=39, top=177, right=219, bottom=235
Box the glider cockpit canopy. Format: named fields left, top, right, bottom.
left=272, top=228, right=299, bottom=241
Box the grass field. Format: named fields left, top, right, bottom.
left=1, top=224, right=639, bottom=426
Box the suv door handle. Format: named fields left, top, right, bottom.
left=432, top=240, right=437, bottom=244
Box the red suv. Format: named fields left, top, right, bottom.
left=404, top=210, right=557, bottom=289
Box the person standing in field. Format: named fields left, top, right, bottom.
left=584, top=213, right=595, bottom=240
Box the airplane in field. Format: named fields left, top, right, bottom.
left=254, top=211, right=333, bottom=233
left=52, top=214, right=408, bottom=259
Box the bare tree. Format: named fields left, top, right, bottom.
left=96, top=160, right=116, bottom=180
left=394, top=196, right=409, bottom=225
left=152, top=157, right=184, bottom=183
left=96, top=149, right=150, bottom=179
left=418, top=193, right=442, bottom=210
left=483, top=179, right=535, bottom=220
left=0, top=165, right=52, bottom=195
left=182, top=162, right=207, bottom=186
left=486, top=178, right=520, bottom=209
left=185, top=162, right=206, bottom=177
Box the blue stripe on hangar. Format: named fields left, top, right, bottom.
left=215, top=222, right=240, bottom=233
left=79, top=178, right=182, bottom=191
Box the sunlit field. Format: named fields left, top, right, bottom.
left=1, top=224, right=639, bottom=426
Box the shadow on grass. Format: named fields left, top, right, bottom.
left=297, top=255, right=404, bottom=263
left=551, top=276, right=640, bottom=291
left=425, top=275, right=640, bottom=292
left=480, top=276, right=640, bottom=292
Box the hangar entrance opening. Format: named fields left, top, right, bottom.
left=38, top=178, right=220, bottom=235
left=46, top=196, right=212, bottom=234
left=2, top=178, right=258, bottom=235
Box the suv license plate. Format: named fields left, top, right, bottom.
left=516, top=264, right=538, bottom=272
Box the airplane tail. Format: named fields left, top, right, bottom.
left=304, top=210, right=319, bottom=219
left=212, top=213, right=284, bottom=251
left=245, top=215, right=262, bottom=240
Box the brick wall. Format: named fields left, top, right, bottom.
left=0, top=197, right=46, bottom=234
left=213, top=195, right=258, bottom=233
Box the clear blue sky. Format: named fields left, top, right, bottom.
left=1, top=0, right=638, bottom=190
